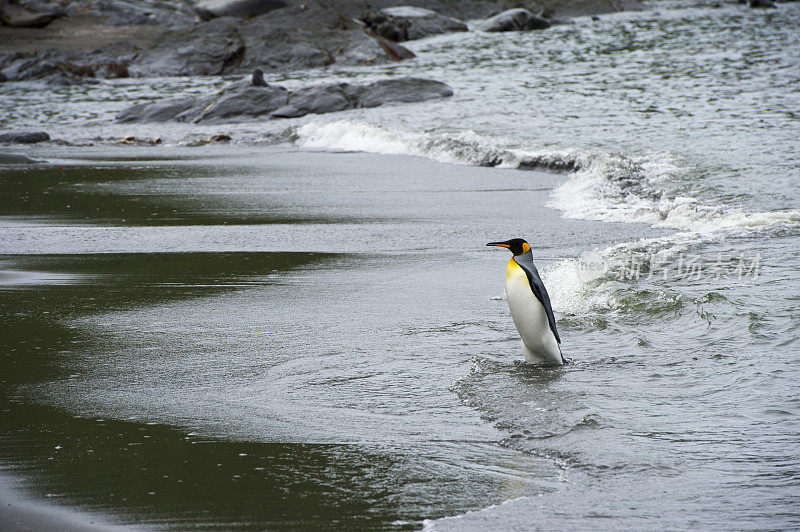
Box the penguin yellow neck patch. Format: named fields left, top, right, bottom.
left=506, top=257, right=522, bottom=276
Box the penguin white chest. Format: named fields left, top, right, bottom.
left=504, top=259, right=561, bottom=364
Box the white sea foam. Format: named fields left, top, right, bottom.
left=543, top=149, right=798, bottom=313
left=550, top=150, right=800, bottom=235
left=296, top=121, right=418, bottom=157
left=539, top=258, right=619, bottom=316
left=421, top=496, right=528, bottom=532
left=296, top=120, right=799, bottom=239
left=295, top=120, right=800, bottom=316
left=294, top=120, right=573, bottom=169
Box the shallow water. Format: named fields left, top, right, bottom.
left=2, top=1, right=799, bottom=529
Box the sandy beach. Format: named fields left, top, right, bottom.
left=2, top=1, right=799, bottom=529
left=0, top=472, right=119, bottom=531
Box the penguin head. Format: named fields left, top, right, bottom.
left=486, top=238, right=531, bottom=256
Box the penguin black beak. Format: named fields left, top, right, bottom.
left=486, top=241, right=510, bottom=249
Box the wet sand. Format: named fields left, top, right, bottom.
left=0, top=144, right=660, bottom=529
left=0, top=473, right=119, bottom=531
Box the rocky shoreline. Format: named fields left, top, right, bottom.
left=0, top=0, right=650, bottom=146
left=2, top=0, right=792, bottom=148
left=116, top=76, right=454, bottom=123
left=1, top=0, right=640, bottom=86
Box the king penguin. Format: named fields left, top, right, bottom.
left=487, top=238, right=566, bottom=365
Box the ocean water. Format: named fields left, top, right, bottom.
left=1, top=1, right=799, bottom=529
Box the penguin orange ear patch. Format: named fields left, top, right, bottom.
left=522, top=242, right=531, bottom=254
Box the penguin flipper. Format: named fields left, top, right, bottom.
left=514, top=256, right=561, bottom=345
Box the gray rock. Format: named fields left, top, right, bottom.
left=116, top=97, right=198, bottom=123
left=0, top=152, right=43, bottom=164
left=195, top=0, right=287, bottom=20
left=0, top=0, right=65, bottom=28
left=0, top=42, right=141, bottom=84
left=0, top=53, right=57, bottom=82
left=363, top=6, right=468, bottom=42
left=98, top=0, right=160, bottom=26
left=81, top=41, right=139, bottom=78
left=270, top=78, right=453, bottom=118
left=272, top=83, right=351, bottom=118
left=242, top=27, right=333, bottom=72
left=338, top=31, right=412, bottom=64
left=196, top=83, right=289, bottom=122
left=236, top=5, right=413, bottom=73
left=116, top=76, right=453, bottom=123
left=129, top=17, right=245, bottom=77
left=356, top=78, right=454, bottom=108
left=0, top=131, right=50, bottom=143
left=478, top=8, right=551, bottom=32
left=100, top=3, right=416, bottom=79
left=64, top=0, right=194, bottom=27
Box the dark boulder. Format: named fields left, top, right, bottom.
left=116, top=97, right=199, bottom=123
left=478, top=8, right=551, bottom=32
left=68, top=0, right=194, bottom=27
left=234, top=4, right=417, bottom=74
left=0, top=131, right=50, bottom=143
left=268, top=77, right=453, bottom=119
left=272, top=84, right=352, bottom=118
left=98, top=0, right=161, bottom=26
left=195, top=82, right=289, bottom=122
left=0, top=53, right=57, bottom=82
left=129, top=17, right=245, bottom=77
left=0, top=42, right=140, bottom=84
left=350, top=20, right=416, bottom=61
left=749, top=0, right=777, bottom=7
left=195, top=0, right=287, bottom=21
left=240, top=26, right=333, bottom=72
left=0, top=0, right=65, bottom=28
left=362, top=6, right=468, bottom=42
left=372, top=36, right=416, bottom=61
left=239, top=18, right=398, bottom=73
left=116, top=76, right=453, bottom=123
left=356, top=78, right=454, bottom=108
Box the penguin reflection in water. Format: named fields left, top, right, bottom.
left=487, top=238, right=566, bottom=365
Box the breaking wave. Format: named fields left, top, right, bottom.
left=294, top=120, right=799, bottom=317
left=293, top=120, right=578, bottom=171
left=295, top=120, right=799, bottom=237
left=548, top=150, right=800, bottom=234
